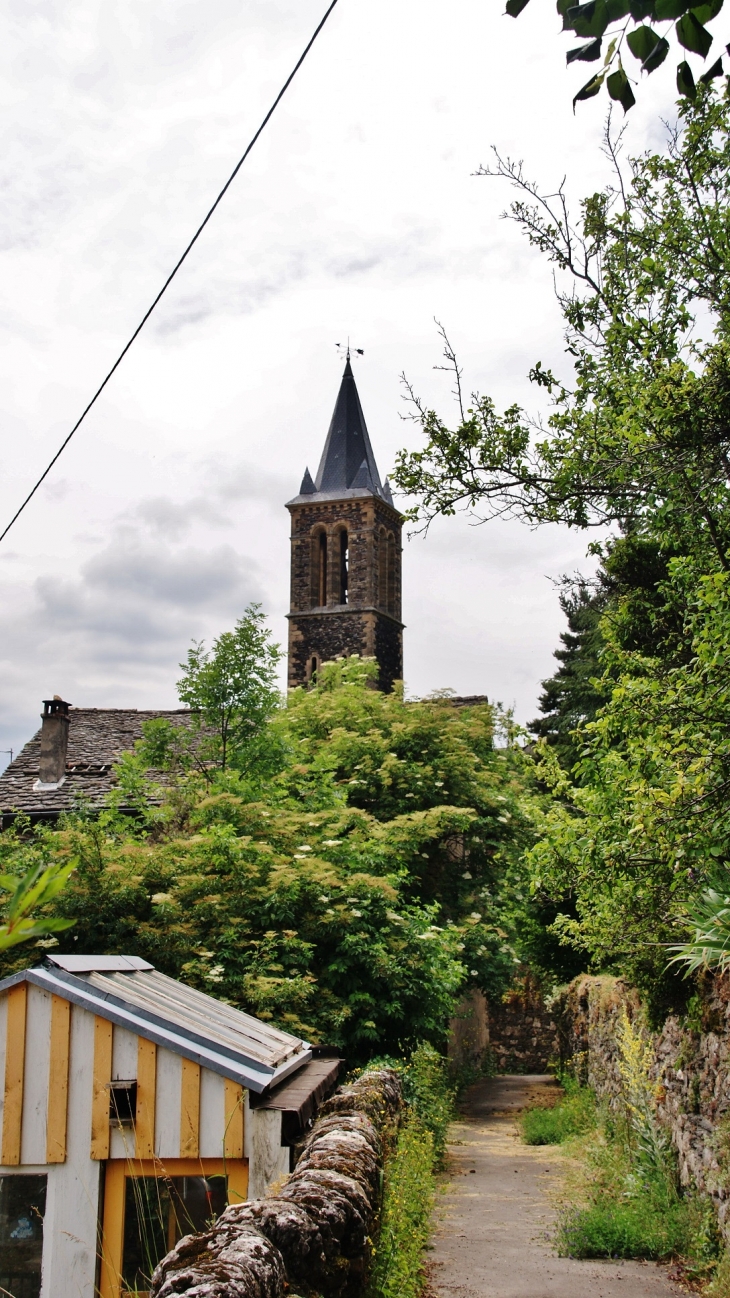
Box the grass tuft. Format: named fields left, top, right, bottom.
left=521, top=1077, right=597, bottom=1145
left=557, top=1196, right=693, bottom=1260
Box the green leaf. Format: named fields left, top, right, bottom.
left=643, top=34, right=670, bottom=69
left=557, top=0, right=575, bottom=28
left=676, top=11, right=713, bottom=55
left=607, top=65, right=637, bottom=107
left=565, top=0, right=610, bottom=35
left=505, top=0, right=531, bottom=16
left=629, top=0, right=657, bottom=16
left=573, top=70, right=606, bottom=105
left=676, top=57, right=698, bottom=92
left=692, top=0, right=723, bottom=22
left=699, top=53, right=724, bottom=79
left=655, top=0, right=692, bottom=17
left=626, top=24, right=663, bottom=59
left=606, top=0, right=631, bottom=15
left=567, top=37, right=603, bottom=59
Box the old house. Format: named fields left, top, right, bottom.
left=0, top=698, right=193, bottom=828
left=286, top=354, right=404, bottom=692
left=0, top=953, right=338, bottom=1298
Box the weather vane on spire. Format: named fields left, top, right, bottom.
left=336, top=339, right=364, bottom=361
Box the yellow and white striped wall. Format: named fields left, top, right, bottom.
left=0, top=981, right=289, bottom=1298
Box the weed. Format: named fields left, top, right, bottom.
left=367, top=1115, right=435, bottom=1298
left=400, top=1043, right=456, bottom=1165
left=558, top=1197, right=692, bottom=1259
left=521, top=1077, right=597, bottom=1145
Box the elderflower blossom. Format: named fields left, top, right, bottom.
left=322, top=839, right=342, bottom=846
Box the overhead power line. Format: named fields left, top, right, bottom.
left=0, top=0, right=341, bottom=546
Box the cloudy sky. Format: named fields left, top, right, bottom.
left=0, top=0, right=681, bottom=765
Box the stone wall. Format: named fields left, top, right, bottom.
left=488, top=973, right=560, bottom=1074
left=556, top=974, right=730, bottom=1232
left=150, top=1068, right=402, bottom=1298
left=447, top=977, right=560, bottom=1075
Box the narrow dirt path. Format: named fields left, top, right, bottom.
left=427, top=1074, right=683, bottom=1298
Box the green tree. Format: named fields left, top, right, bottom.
left=393, top=90, right=730, bottom=1012
left=176, top=603, right=283, bottom=772
left=506, top=0, right=726, bottom=112
left=394, top=94, right=730, bottom=573
left=0, top=658, right=537, bottom=1059
left=531, top=581, right=607, bottom=767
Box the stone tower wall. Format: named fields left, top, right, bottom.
left=287, top=492, right=403, bottom=691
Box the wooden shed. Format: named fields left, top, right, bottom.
left=0, top=954, right=339, bottom=1298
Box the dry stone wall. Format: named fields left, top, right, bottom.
left=150, top=1068, right=402, bottom=1298
left=448, top=978, right=560, bottom=1075
left=557, top=974, right=730, bottom=1233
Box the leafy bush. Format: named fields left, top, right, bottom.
left=401, top=1042, right=455, bottom=1163
left=521, top=1078, right=596, bottom=1145
left=368, top=1115, right=435, bottom=1298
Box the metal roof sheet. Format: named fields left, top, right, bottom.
left=0, top=961, right=310, bottom=1093
left=48, top=955, right=154, bottom=973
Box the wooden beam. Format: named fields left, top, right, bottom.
left=90, top=1016, right=113, bottom=1160
left=2, top=984, right=27, bottom=1165
left=135, top=1037, right=157, bottom=1158
left=98, top=1159, right=125, bottom=1298
left=223, top=1079, right=244, bottom=1159
left=46, top=994, right=71, bottom=1163
left=180, top=1058, right=200, bottom=1158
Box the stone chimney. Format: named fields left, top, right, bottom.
left=38, top=697, right=70, bottom=786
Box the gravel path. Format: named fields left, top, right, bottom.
left=427, top=1074, right=683, bottom=1298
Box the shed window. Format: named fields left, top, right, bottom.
left=0, top=1174, right=46, bottom=1298
left=122, top=1174, right=227, bottom=1294
left=100, top=1159, right=248, bottom=1298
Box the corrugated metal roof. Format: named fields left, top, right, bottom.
left=0, top=960, right=311, bottom=1093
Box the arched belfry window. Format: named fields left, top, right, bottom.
left=339, top=529, right=349, bottom=604
left=378, top=527, right=387, bottom=608
left=386, top=532, right=396, bottom=614
left=311, top=529, right=328, bottom=608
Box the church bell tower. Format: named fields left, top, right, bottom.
left=286, top=358, right=404, bottom=691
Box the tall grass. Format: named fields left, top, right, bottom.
left=521, top=1077, right=596, bottom=1145
left=367, top=1116, right=435, bottom=1298
left=400, top=1042, right=455, bottom=1164
left=519, top=1014, right=722, bottom=1274
left=368, top=1042, right=455, bottom=1298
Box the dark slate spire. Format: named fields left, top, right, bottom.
left=299, top=467, right=316, bottom=494
left=314, top=359, right=383, bottom=495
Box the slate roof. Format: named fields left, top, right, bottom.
left=0, top=707, right=193, bottom=823
left=289, top=359, right=395, bottom=507
left=0, top=955, right=311, bottom=1092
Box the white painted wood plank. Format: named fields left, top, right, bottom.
left=247, top=1109, right=288, bottom=1199
left=199, top=1067, right=225, bottom=1158
left=21, top=984, right=51, bottom=1165
left=39, top=1004, right=102, bottom=1298
left=155, top=1047, right=182, bottom=1159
